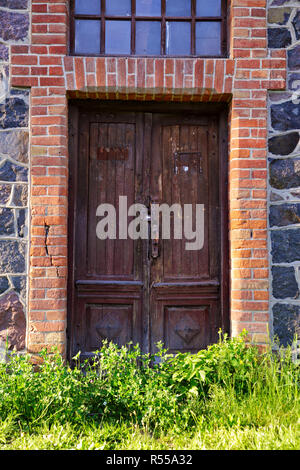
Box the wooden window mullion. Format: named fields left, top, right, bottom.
left=132, top=0, right=136, bottom=54
left=191, top=0, right=196, bottom=55
left=101, top=0, right=105, bottom=54
left=161, top=0, right=166, bottom=55
left=70, top=0, right=75, bottom=54
left=221, top=0, right=227, bottom=57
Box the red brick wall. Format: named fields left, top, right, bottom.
left=10, top=0, right=286, bottom=355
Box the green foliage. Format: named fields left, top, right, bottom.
left=164, top=331, right=261, bottom=397
left=0, top=331, right=299, bottom=449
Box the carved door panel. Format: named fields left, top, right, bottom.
left=68, top=105, right=228, bottom=360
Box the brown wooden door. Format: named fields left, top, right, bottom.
left=149, top=114, right=222, bottom=353
left=68, top=104, right=228, bottom=360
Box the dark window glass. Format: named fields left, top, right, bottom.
left=75, top=0, right=101, bottom=15
left=136, top=0, right=161, bottom=17
left=196, top=21, right=221, bottom=55
left=166, top=0, right=191, bottom=17
left=106, top=0, right=131, bottom=16
left=196, top=0, right=221, bottom=17
left=136, top=21, right=161, bottom=55
left=105, top=20, right=131, bottom=55
left=75, top=20, right=101, bottom=55
left=71, top=0, right=226, bottom=56
left=166, top=22, right=191, bottom=56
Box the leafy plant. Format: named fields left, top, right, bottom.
left=0, top=331, right=298, bottom=449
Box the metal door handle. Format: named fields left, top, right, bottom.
left=145, top=197, right=160, bottom=259
left=151, top=236, right=159, bottom=259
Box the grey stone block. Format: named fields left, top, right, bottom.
left=0, top=276, right=9, bottom=295
left=272, top=266, right=299, bottom=299
left=0, top=0, right=28, bottom=9
left=268, top=7, right=292, bottom=25
left=292, top=10, right=300, bottom=40
left=268, top=27, right=291, bottom=48
left=0, top=183, right=11, bottom=204
left=0, top=96, right=29, bottom=129
left=0, top=130, right=29, bottom=164
left=0, top=44, right=9, bottom=61
left=0, top=240, right=26, bottom=273
left=268, top=132, right=299, bottom=156
left=11, top=275, right=26, bottom=299
left=271, top=100, right=300, bottom=131
left=0, top=11, right=29, bottom=42
left=273, top=303, right=300, bottom=346
left=288, top=44, right=300, bottom=71
left=0, top=207, right=15, bottom=236
left=0, top=160, right=28, bottom=182
left=269, top=158, right=300, bottom=189
left=271, top=229, right=300, bottom=263
left=269, top=203, right=300, bottom=227
left=0, top=291, right=26, bottom=351
left=11, top=184, right=27, bottom=207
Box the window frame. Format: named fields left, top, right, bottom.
left=70, top=0, right=228, bottom=58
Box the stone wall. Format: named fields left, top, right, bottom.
left=268, top=0, right=300, bottom=346
left=0, top=0, right=29, bottom=351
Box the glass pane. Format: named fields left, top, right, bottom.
left=136, top=0, right=161, bottom=16
left=136, top=21, right=161, bottom=55
left=75, top=20, right=101, bottom=55
left=166, top=0, right=191, bottom=17
left=166, top=22, right=191, bottom=55
left=106, top=0, right=131, bottom=16
left=75, top=0, right=101, bottom=15
left=196, top=22, right=221, bottom=55
left=105, top=21, right=131, bottom=54
left=196, top=0, right=221, bottom=17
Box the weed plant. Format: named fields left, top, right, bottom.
left=0, top=332, right=299, bottom=449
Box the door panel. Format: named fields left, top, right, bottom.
left=164, top=305, right=211, bottom=353
left=70, top=111, right=146, bottom=359
left=68, top=105, right=227, bottom=359
left=85, top=303, right=133, bottom=351
left=149, top=114, right=221, bottom=352
left=150, top=115, right=212, bottom=281
left=87, top=121, right=137, bottom=276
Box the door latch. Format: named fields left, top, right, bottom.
left=146, top=198, right=160, bottom=259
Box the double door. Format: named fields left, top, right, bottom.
left=68, top=103, right=228, bottom=359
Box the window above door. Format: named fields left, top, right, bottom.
left=70, top=0, right=227, bottom=57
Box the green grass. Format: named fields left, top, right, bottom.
left=0, top=332, right=299, bottom=450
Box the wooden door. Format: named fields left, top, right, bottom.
left=68, top=104, right=228, bottom=360
left=149, top=113, right=222, bottom=353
